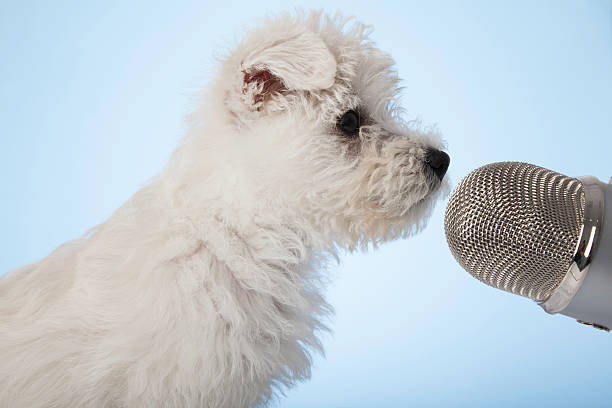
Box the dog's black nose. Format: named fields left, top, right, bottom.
left=426, top=148, right=450, bottom=181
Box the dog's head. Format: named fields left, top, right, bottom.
left=184, top=11, right=450, bottom=249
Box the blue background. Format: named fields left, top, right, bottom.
left=1, top=1, right=611, bottom=407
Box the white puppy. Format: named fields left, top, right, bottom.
left=0, top=10, right=450, bottom=408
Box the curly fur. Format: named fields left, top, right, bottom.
left=0, top=10, right=449, bottom=408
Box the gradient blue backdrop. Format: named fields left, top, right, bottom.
left=1, top=1, right=611, bottom=407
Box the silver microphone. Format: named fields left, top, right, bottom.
left=444, top=162, right=612, bottom=331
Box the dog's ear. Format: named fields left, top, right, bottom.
left=232, top=30, right=337, bottom=116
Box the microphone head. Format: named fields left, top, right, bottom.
left=444, top=162, right=585, bottom=302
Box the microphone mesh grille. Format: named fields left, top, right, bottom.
left=444, top=162, right=585, bottom=302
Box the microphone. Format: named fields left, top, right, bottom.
left=444, top=162, right=612, bottom=331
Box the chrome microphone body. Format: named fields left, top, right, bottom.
left=560, top=177, right=612, bottom=330
left=445, top=162, right=612, bottom=330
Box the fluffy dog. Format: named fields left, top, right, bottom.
left=0, top=11, right=450, bottom=408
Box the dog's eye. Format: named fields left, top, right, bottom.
left=337, top=110, right=360, bottom=136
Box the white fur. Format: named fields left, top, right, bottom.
left=0, top=11, right=449, bottom=408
